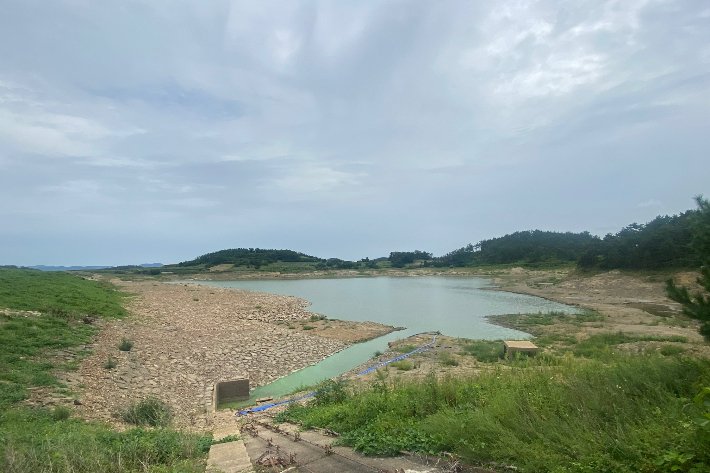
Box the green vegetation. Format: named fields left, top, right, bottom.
left=177, top=247, right=321, bottom=269
left=280, top=355, right=710, bottom=472
left=389, top=360, right=413, bottom=371
left=0, top=408, right=210, bottom=473
left=393, top=344, right=416, bottom=354
left=118, top=337, right=133, bottom=351
left=0, top=267, right=128, bottom=318
left=103, top=356, right=118, bottom=370
left=438, top=351, right=459, bottom=366
left=666, top=196, right=710, bottom=341
left=121, top=397, right=174, bottom=427
left=0, top=268, right=210, bottom=472
left=462, top=340, right=505, bottom=362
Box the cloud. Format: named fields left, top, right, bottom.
left=638, top=199, right=662, bottom=208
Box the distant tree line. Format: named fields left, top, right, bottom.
left=178, top=248, right=321, bottom=269
left=174, top=200, right=706, bottom=273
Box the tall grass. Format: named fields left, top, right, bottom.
left=281, top=354, right=710, bottom=472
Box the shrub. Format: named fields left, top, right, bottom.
left=463, top=340, right=504, bottom=362
left=372, top=350, right=383, bottom=359
left=390, top=360, right=413, bottom=371
left=302, top=325, right=314, bottom=330
left=438, top=352, right=459, bottom=366
left=52, top=405, right=72, bottom=421
left=121, top=397, right=173, bottom=427
left=660, top=345, right=686, bottom=356
left=118, top=338, right=133, bottom=351
left=393, top=344, right=416, bottom=353
left=103, top=356, right=117, bottom=370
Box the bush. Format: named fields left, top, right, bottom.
left=463, top=340, right=504, bottom=362
left=438, top=352, right=459, bottom=366
left=118, top=338, right=133, bottom=351
left=52, top=405, right=72, bottom=421
left=121, top=397, right=173, bottom=427
left=302, top=325, right=314, bottom=330
left=393, top=344, right=416, bottom=354
left=390, top=360, right=413, bottom=371
left=103, top=356, right=117, bottom=370
left=660, top=345, right=686, bottom=356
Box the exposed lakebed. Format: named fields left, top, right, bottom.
left=188, top=276, right=581, bottom=403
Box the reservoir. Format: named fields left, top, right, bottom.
left=188, top=276, right=580, bottom=402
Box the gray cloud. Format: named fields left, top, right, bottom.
left=0, top=0, right=708, bottom=265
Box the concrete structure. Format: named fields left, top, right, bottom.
left=503, top=340, right=538, bottom=357
left=213, top=379, right=249, bottom=410
left=207, top=426, right=253, bottom=473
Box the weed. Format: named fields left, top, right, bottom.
left=372, top=350, right=383, bottom=359
left=118, top=337, right=133, bottom=351
left=438, top=352, right=459, bottom=366
left=52, top=405, right=72, bottom=421
left=660, top=345, right=686, bottom=356
left=390, top=360, right=413, bottom=371
left=462, top=340, right=504, bottom=362
left=211, top=434, right=242, bottom=445
left=103, top=356, right=117, bottom=370
left=393, top=344, right=416, bottom=353
left=193, top=297, right=199, bottom=301
left=254, top=305, right=261, bottom=309
left=302, top=325, right=314, bottom=330
left=287, top=324, right=295, bottom=329
left=310, top=314, right=326, bottom=322
left=121, top=397, right=173, bottom=427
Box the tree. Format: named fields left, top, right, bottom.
left=666, top=196, right=710, bottom=341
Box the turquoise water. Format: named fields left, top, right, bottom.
left=187, top=277, right=580, bottom=403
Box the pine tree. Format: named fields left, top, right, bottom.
left=666, top=196, right=710, bottom=340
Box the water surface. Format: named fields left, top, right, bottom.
left=188, top=276, right=579, bottom=402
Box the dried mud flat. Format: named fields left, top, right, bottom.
left=72, top=281, right=398, bottom=429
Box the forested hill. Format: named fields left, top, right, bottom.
left=434, top=231, right=599, bottom=267
left=577, top=210, right=700, bottom=270
left=169, top=199, right=707, bottom=273
left=177, top=248, right=321, bottom=268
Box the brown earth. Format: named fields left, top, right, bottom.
left=52, top=281, right=399, bottom=430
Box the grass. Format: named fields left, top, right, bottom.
left=572, top=332, right=689, bottom=359
left=390, top=360, right=413, bottom=371
left=461, top=340, right=505, bottom=362
left=117, top=338, right=133, bottom=351
left=103, top=356, right=118, bottom=370
left=121, top=397, right=173, bottom=427
left=392, top=344, right=416, bottom=353
left=0, top=268, right=209, bottom=472
left=438, top=351, right=459, bottom=366
left=280, top=354, right=710, bottom=472
left=0, top=408, right=210, bottom=473
left=302, top=325, right=314, bottom=330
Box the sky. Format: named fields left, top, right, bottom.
left=1, top=0, right=709, bottom=266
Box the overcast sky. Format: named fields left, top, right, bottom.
left=1, top=0, right=708, bottom=266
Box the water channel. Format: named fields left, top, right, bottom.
left=188, top=276, right=580, bottom=403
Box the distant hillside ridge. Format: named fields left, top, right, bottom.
left=433, top=230, right=599, bottom=267
left=177, top=248, right=321, bottom=269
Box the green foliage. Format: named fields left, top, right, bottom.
left=393, top=344, right=416, bottom=353
left=390, top=360, right=413, bottom=371
left=661, top=345, right=686, bottom=356
left=0, top=268, right=128, bottom=319
left=665, top=196, right=710, bottom=341
left=462, top=340, right=505, bottom=362
left=310, top=314, right=326, bottom=322
left=121, top=397, right=174, bottom=428
left=437, top=231, right=598, bottom=267
left=389, top=251, right=432, bottom=268
left=118, top=338, right=133, bottom=351
left=438, top=352, right=459, bottom=366
left=572, top=332, right=687, bottom=359
left=211, top=434, right=242, bottom=445
left=372, top=350, right=382, bottom=359
left=177, top=247, right=321, bottom=268
left=0, top=408, right=209, bottom=472
left=579, top=207, right=701, bottom=270
left=103, top=356, right=118, bottom=370
left=281, top=355, right=710, bottom=471
left=301, top=325, right=314, bottom=330
left=52, top=406, right=72, bottom=421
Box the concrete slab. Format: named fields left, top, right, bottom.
left=207, top=440, right=253, bottom=473
left=503, top=340, right=538, bottom=356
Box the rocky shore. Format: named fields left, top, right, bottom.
left=71, top=281, right=397, bottom=429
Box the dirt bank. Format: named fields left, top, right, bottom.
left=72, top=281, right=399, bottom=429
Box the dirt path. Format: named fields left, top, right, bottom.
left=73, top=281, right=398, bottom=429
